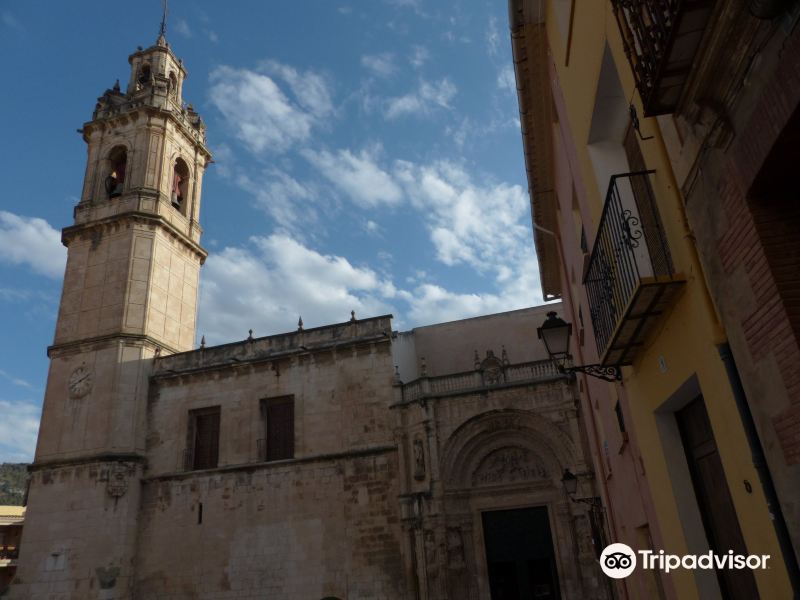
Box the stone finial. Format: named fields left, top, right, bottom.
left=350, top=310, right=356, bottom=322
left=394, top=365, right=402, bottom=383
left=501, top=345, right=510, bottom=366
left=200, top=335, right=206, bottom=349
left=473, top=350, right=480, bottom=370
left=420, top=356, right=427, bottom=377
left=247, top=329, right=253, bottom=340
left=297, top=316, right=304, bottom=331
left=112, top=79, right=120, bottom=93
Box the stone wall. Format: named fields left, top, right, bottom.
left=132, top=315, right=409, bottom=598
left=135, top=451, right=406, bottom=600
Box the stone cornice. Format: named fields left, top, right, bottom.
left=61, top=210, right=208, bottom=263
left=48, top=332, right=180, bottom=358
left=83, top=103, right=211, bottom=162
left=510, top=19, right=561, bottom=300
left=29, top=453, right=146, bottom=472
left=152, top=331, right=392, bottom=382
left=143, top=444, right=398, bottom=483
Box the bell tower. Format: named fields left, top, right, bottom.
left=11, top=28, right=211, bottom=599
left=38, top=30, right=211, bottom=460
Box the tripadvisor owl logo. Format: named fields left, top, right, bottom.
left=600, top=543, right=637, bottom=579
left=599, top=542, right=771, bottom=578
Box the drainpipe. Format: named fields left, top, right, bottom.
left=717, top=342, right=800, bottom=599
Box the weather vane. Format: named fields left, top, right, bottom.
left=159, top=0, right=168, bottom=38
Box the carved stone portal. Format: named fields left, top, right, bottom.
left=472, top=446, right=547, bottom=486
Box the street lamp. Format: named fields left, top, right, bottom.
left=561, top=468, right=578, bottom=495
left=561, top=468, right=602, bottom=508
left=537, top=311, right=622, bottom=382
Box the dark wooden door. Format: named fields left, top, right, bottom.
left=676, top=396, right=759, bottom=600
left=482, top=508, right=560, bottom=600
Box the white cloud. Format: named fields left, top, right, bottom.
left=0, top=211, right=66, bottom=278
left=235, top=168, right=319, bottom=232
left=0, top=399, right=40, bottom=462
left=409, top=45, right=430, bottom=68
left=209, top=66, right=314, bottom=153
left=209, top=62, right=332, bottom=154
left=207, top=30, right=219, bottom=43
left=198, top=235, right=396, bottom=344
left=174, top=19, right=191, bottom=37
left=259, top=60, right=334, bottom=119
left=393, top=160, right=529, bottom=273
left=0, top=370, right=33, bottom=390
left=361, top=53, right=396, bottom=77
left=1, top=11, right=24, bottom=32
left=398, top=255, right=542, bottom=326
left=302, top=148, right=403, bottom=208
left=497, top=64, right=516, bottom=94
left=486, top=16, right=500, bottom=56
left=385, top=78, right=457, bottom=119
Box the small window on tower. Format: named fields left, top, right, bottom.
left=168, top=72, right=178, bottom=98
left=104, top=146, right=127, bottom=198
left=172, top=158, right=190, bottom=211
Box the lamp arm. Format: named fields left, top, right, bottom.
left=562, top=363, right=622, bottom=382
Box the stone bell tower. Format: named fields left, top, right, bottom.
left=11, top=28, right=211, bottom=599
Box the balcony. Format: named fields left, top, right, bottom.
left=397, top=359, right=565, bottom=404
left=584, top=171, right=685, bottom=366
left=612, top=0, right=716, bottom=116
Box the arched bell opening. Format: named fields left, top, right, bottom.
left=104, top=146, right=127, bottom=199
left=137, top=62, right=152, bottom=88
left=168, top=72, right=178, bottom=99
left=171, top=157, right=191, bottom=213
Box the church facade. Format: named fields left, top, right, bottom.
left=11, top=33, right=608, bottom=600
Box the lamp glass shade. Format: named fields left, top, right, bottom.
left=537, top=311, right=572, bottom=365
left=561, top=469, right=578, bottom=495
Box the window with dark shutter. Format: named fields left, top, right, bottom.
left=262, top=396, right=294, bottom=461
left=187, top=406, right=220, bottom=470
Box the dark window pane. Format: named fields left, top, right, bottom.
left=265, top=397, right=294, bottom=461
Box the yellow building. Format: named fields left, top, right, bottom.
left=0, top=506, right=24, bottom=596
left=510, top=0, right=797, bottom=598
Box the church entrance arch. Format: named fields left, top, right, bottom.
left=433, top=409, right=587, bottom=599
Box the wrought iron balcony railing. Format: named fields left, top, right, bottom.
left=584, top=171, right=685, bottom=365
left=612, top=0, right=716, bottom=115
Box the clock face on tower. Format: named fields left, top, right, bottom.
left=68, top=366, right=93, bottom=399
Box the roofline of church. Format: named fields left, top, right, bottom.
left=153, top=314, right=395, bottom=377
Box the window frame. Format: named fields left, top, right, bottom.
left=260, top=395, right=295, bottom=462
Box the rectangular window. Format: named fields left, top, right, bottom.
left=186, top=406, right=221, bottom=470
left=260, top=396, right=294, bottom=462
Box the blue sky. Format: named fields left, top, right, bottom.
left=0, top=1, right=543, bottom=461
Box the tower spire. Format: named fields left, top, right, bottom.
left=158, top=0, right=168, bottom=42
